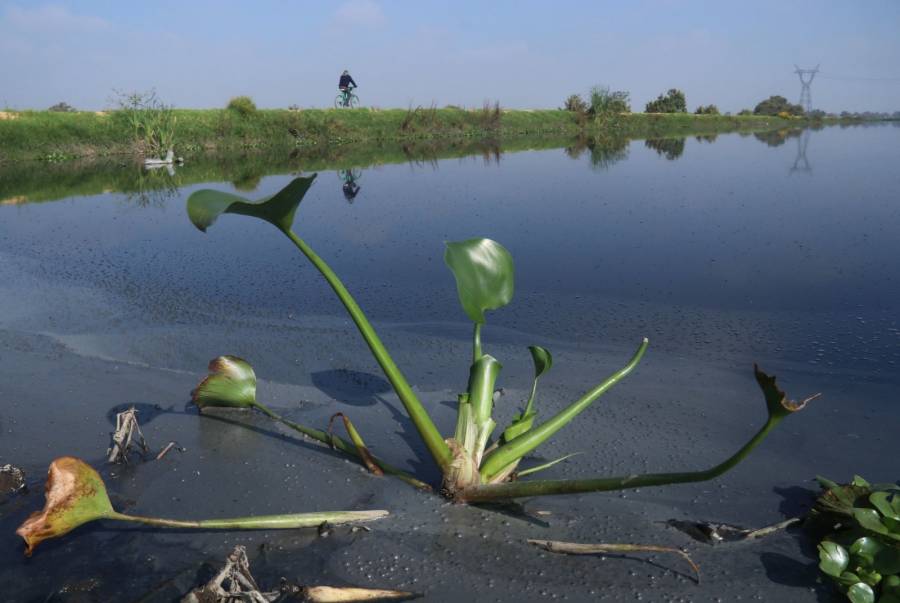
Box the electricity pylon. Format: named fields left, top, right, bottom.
left=794, top=64, right=819, bottom=113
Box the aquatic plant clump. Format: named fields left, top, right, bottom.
left=186, top=175, right=817, bottom=502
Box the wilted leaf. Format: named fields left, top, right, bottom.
left=187, top=175, right=317, bottom=233
left=16, top=457, right=115, bottom=556
left=753, top=365, right=820, bottom=420
left=818, top=541, right=849, bottom=577
left=304, top=586, right=418, bottom=602
left=192, top=356, right=257, bottom=410
left=444, top=238, right=514, bottom=324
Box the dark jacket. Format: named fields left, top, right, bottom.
left=339, top=74, right=357, bottom=88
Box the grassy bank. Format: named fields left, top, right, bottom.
left=0, top=107, right=807, bottom=163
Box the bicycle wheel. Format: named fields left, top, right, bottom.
left=348, top=94, right=359, bottom=109
left=334, top=93, right=345, bottom=109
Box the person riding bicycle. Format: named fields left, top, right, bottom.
left=338, top=70, right=357, bottom=92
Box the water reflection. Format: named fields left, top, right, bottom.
left=790, top=129, right=813, bottom=175
left=644, top=137, right=686, bottom=160
left=754, top=128, right=802, bottom=148
left=339, top=168, right=362, bottom=202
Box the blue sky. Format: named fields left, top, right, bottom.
left=2, top=0, right=899, bottom=112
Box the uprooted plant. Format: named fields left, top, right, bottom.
left=15, top=456, right=388, bottom=556
left=186, top=175, right=818, bottom=503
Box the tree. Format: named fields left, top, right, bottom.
left=563, top=94, right=588, bottom=114
left=694, top=104, right=720, bottom=115
left=753, top=95, right=804, bottom=117
left=589, top=86, right=630, bottom=115
left=645, top=89, right=687, bottom=113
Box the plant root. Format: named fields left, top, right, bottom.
left=527, top=539, right=700, bottom=584
left=665, top=516, right=802, bottom=544
left=107, top=406, right=149, bottom=463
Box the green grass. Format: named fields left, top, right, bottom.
left=0, top=107, right=811, bottom=163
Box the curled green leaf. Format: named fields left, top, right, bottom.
left=187, top=175, right=317, bottom=233
left=444, top=238, right=514, bottom=324
left=191, top=355, right=257, bottom=410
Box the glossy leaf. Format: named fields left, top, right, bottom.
left=818, top=541, right=850, bottom=577
left=871, top=492, right=900, bottom=521
left=191, top=355, right=257, bottom=410
left=850, top=536, right=883, bottom=566
left=847, top=582, right=875, bottom=603
left=854, top=508, right=900, bottom=540
left=444, top=238, right=514, bottom=324
left=16, top=457, right=115, bottom=556
left=529, top=345, right=553, bottom=379
left=753, top=365, right=820, bottom=421
left=187, top=175, right=317, bottom=233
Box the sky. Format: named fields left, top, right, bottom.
left=1, top=0, right=899, bottom=113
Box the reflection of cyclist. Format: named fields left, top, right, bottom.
left=342, top=180, right=361, bottom=202
left=338, top=70, right=357, bottom=92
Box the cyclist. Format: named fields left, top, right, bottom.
left=338, top=70, right=357, bottom=95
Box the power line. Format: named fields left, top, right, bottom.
left=818, top=73, right=900, bottom=82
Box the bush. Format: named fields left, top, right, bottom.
left=776, top=111, right=794, bottom=119
left=753, top=95, right=804, bottom=117
left=47, top=102, right=76, bottom=112
left=645, top=89, right=687, bottom=113
left=227, top=96, right=257, bottom=117
left=738, top=109, right=753, bottom=116
left=694, top=104, right=720, bottom=115
left=589, top=86, right=630, bottom=115
left=112, top=89, right=177, bottom=156
left=563, top=94, right=588, bottom=114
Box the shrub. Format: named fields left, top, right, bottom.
left=753, top=95, right=804, bottom=117
left=776, top=111, right=794, bottom=119
left=112, top=89, right=177, bottom=157
left=47, top=102, right=76, bottom=112
left=694, top=104, right=720, bottom=115
left=563, top=94, right=588, bottom=114
left=738, top=109, right=753, bottom=116
left=227, top=96, right=257, bottom=117
left=589, top=86, right=630, bottom=115
left=645, top=89, right=687, bottom=113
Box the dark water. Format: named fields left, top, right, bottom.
left=0, top=125, right=898, bottom=601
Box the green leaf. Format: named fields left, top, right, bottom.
left=846, top=582, right=875, bottom=603
left=855, top=508, right=891, bottom=536
left=187, top=175, right=317, bottom=233
left=444, top=238, right=514, bottom=324
left=871, top=492, right=900, bottom=521
left=818, top=541, right=850, bottom=577
left=882, top=575, right=900, bottom=603
left=753, top=365, right=819, bottom=421
left=853, top=476, right=872, bottom=488
left=502, top=410, right=536, bottom=443
left=191, top=356, right=257, bottom=410
left=516, top=452, right=583, bottom=478
left=851, top=536, right=883, bottom=566
left=529, top=345, right=553, bottom=379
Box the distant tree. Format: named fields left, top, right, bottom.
left=589, top=86, right=630, bottom=115
left=738, top=109, right=753, bottom=116
left=645, top=89, right=687, bottom=113
left=694, top=104, right=720, bottom=115
left=753, top=95, right=804, bottom=117
left=47, top=101, right=76, bottom=112
left=563, top=94, right=588, bottom=114
left=807, top=109, right=826, bottom=120
left=227, top=95, right=257, bottom=117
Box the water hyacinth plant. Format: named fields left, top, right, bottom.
left=16, top=457, right=389, bottom=556
left=186, top=175, right=816, bottom=502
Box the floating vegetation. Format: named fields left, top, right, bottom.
left=813, top=476, right=900, bottom=603
left=186, top=176, right=816, bottom=502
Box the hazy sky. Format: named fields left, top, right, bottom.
left=2, top=1, right=899, bottom=112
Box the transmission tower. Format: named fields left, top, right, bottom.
left=794, top=64, right=819, bottom=113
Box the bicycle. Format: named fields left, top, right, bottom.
left=334, top=86, right=359, bottom=109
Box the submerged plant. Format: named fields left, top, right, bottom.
left=186, top=176, right=816, bottom=502
left=16, top=457, right=388, bottom=556
left=814, top=476, right=900, bottom=603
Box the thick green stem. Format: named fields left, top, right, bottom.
left=459, top=417, right=780, bottom=501
left=283, top=230, right=451, bottom=471
left=473, top=323, right=483, bottom=363
left=252, top=402, right=432, bottom=491
left=110, top=509, right=389, bottom=529
left=467, top=355, right=501, bottom=427
left=479, top=338, right=648, bottom=481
